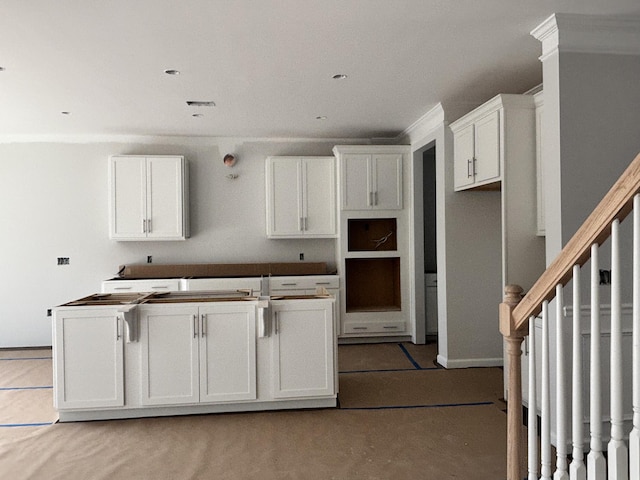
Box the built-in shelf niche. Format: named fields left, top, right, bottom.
left=348, top=218, right=397, bottom=252
left=345, top=257, right=401, bottom=312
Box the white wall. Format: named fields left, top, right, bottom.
left=0, top=137, right=350, bottom=347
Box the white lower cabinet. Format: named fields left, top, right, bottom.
left=53, top=309, right=124, bottom=409
left=138, top=303, right=256, bottom=406
left=53, top=296, right=336, bottom=421
left=270, top=299, right=335, bottom=398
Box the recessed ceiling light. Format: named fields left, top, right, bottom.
left=192, top=113, right=204, bottom=118
left=316, top=116, right=327, bottom=120
left=61, top=111, right=71, bottom=115
left=186, top=101, right=216, bottom=107
left=164, top=69, right=180, bottom=75
left=0, top=67, right=5, bottom=72
left=332, top=74, right=347, bottom=80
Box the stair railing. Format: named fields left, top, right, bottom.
left=500, top=152, right=640, bottom=480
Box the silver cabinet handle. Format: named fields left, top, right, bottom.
left=114, top=286, right=132, bottom=291
left=299, top=217, right=303, bottom=232
left=472, top=157, right=477, bottom=176
left=201, top=314, right=206, bottom=336
left=193, top=315, right=198, bottom=338
left=281, top=283, right=297, bottom=286
left=374, top=191, right=378, bottom=206
left=116, top=317, right=122, bottom=340
left=467, top=159, right=472, bottom=178
left=274, top=312, right=279, bottom=335
left=368, top=191, right=373, bottom=207
left=142, top=219, right=147, bottom=233
left=147, top=219, right=152, bottom=233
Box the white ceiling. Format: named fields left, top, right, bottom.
left=2, top=0, right=639, bottom=140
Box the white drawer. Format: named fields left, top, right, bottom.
left=269, top=275, right=339, bottom=291
left=181, top=277, right=262, bottom=293
left=101, top=279, right=181, bottom=293
left=343, top=321, right=405, bottom=334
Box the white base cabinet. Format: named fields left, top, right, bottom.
left=139, top=304, right=256, bottom=406
left=270, top=298, right=335, bottom=398
left=53, top=295, right=336, bottom=422
left=53, top=309, right=124, bottom=410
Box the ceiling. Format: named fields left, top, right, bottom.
left=2, top=0, right=639, bottom=140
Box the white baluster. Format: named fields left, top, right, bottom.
left=631, top=195, right=640, bottom=480
left=542, top=300, right=552, bottom=480
left=570, top=265, right=586, bottom=480
left=528, top=314, right=539, bottom=480
left=587, top=243, right=606, bottom=480
left=608, top=219, right=629, bottom=480
left=556, top=284, right=569, bottom=480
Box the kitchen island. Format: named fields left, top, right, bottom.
left=52, top=290, right=336, bottom=422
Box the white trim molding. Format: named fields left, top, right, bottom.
left=531, top=13, right=640, bottom=61
left=436, top=354, right=504, bottom=369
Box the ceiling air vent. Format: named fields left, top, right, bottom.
left=186, top=101, right=216, bottom=107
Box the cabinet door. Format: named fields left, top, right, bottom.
left=302, top=157, right=336, bottom=235
left=372, top=154, right=402, bottom=209
left=146, top=156, right=185, bottom=240
left=266, top=157, right=303, bottom=236
left=271, top=301, right=334, bottom=398
left=474, top=110, right=500, bottom=185
left=53, top=310, right=124, bottom=409
left=139, top=306, right=199, bottom=405
left=341, top=154, right=371, bottom=210
left=110, top=156, right=146, bottom=239
left=199, top=305, right=257, bottom=402
left=453, top=124, right=475, bottom=190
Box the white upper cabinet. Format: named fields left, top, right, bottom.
left=333, top=146, right=406, bottom=211
left=265, top=156, right=336, bottom=238
left=452, top=109, right=501, bottom=191
left=451, top=94, right=536, bottom=192
left=109, top=155, right=189, bottom=241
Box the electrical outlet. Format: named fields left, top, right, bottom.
left=299, top=253, right=304, bottom=261
left=57, top=257, right=70, bottom=265
left=47, top=309, right=52, bottom=317
left=599, top=269, right=611, bottom=285
left=147, top=255, right=153, bottom=264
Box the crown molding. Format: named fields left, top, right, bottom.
left=531, top=13, right=640, bottom=61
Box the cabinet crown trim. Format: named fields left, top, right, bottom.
left=450, top=94, right=535, bottom=132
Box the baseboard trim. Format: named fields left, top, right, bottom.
left=436, top=354, right=503, bottom=369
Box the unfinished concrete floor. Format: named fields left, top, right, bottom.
left=0, top=342, right=507, bottom=479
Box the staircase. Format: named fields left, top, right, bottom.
left=500, top=152, right=640, bottom=480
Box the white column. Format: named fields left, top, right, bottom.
left=570, top=265, right=586, bottom=480
left=587, top=243, right=606, bottom=480
left=528, top=315, right=539, bottom=480
left=555, top=284, right=569, bottom=480
left=608, top=219, right=629, bottom=480
left=630, top=195, right=640, bottom=480
left=541, top=300, right=552, bottom=480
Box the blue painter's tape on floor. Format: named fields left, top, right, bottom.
left=0, top=357, right=52, bottom=361
left=0, top=386, right=53, bottom=391
left=0, top=422, right=54, bottom=428
left=397, top=343, right=423, bottom=370
left=340, top=401, right=494, bottom=411
left=339, top=367, right=439, bottom=374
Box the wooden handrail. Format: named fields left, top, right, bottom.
left=511, top=151, right=640, bottom=330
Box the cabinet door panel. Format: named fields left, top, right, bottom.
left=341, top=154, right=371, bottom=210
left=303, top=157, right=336, bottom=235
left=54, top=311, right=124, bottom=409
left=147, top=156, right=184, bottom=239
left=200, top=305, right=256, bottom=402
left=453, top=124, right=475, bottom=190
left=474, top=110, right=500, bottom=184
left=140, top=307, right=199, bottom=405
left=267, top=157, right=302, bottom=236
left=110, top=156, right=146, bottom=239
left=372, top=154, right=402, bottom=209
left=271, top=302, right=334, bottom=398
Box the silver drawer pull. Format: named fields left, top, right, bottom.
left=315, top=282, right=331, bottom=285
left=151, top=286, right=170, bottom=289
left=280, top=283, right=297, bottom=286
left=383, top=326, right=399, bottom=329
left=352, top=327, right=368, bottom=330
left=114, top=286, right=132, bottom=290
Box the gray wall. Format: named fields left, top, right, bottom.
left=0, top=137, right=350, bottom=347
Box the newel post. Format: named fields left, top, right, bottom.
left=499, top=284, right=526, bottom=480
